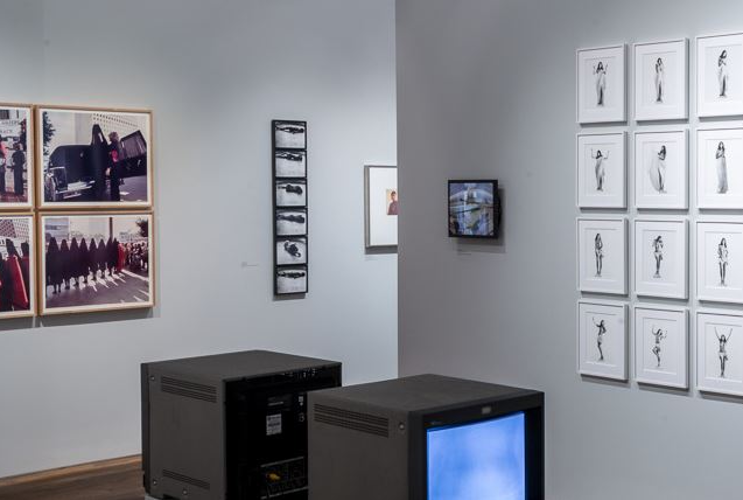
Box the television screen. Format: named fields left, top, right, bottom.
left=448, top=180, right=498, bottom=238
left=427, top=412, right=526, bottom=500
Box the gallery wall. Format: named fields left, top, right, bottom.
left=397, top=0, right=743, bottom=499
left=0, top=0, right=397, bottom=478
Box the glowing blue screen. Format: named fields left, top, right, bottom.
left=427, top=412, right=526, bottom=500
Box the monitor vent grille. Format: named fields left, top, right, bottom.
left=162, top=469, right=211, bottom=490
left=314, top=404, right=389, bottom=438
left=160, top=376, right=217, bottom=403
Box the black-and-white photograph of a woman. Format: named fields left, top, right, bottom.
left=718, top=237, right=729, bottom=287
left=718, top=49, right=729, bottom=98
left=594, top=233, right=604, bottom=277
left=654, top=57, right=665, bottom=103
left=590, top=149, right=609, bottom=192
left=648, top=145, right=667, bottom=193
left=716, top=141, right=728, bottom=194
left=593, top=318, right=607, bottom=361
left=593, top=61, right=608, bottom=106
left=651, top=327, right=667, bottom=368
left=715, top=327, right=733, bottom=378
left=652, top=235, right=664, bottom=278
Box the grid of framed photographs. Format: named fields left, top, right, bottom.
left=0, top=103, right=155, bottom=319
left=273, top=120, right=308, bottom=296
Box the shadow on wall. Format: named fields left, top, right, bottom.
left=36, top=308, right=154, bottom=329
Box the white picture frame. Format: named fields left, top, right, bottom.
left=577, top=218, right=627, bottom=295
left=697, top=127, right=743, bottom=209
left=697, top=310, right=743, bottom=397
left=697, top=33, right=743, bottom=118
left=634, top=305, right=688, bottom=389
left=578, top=300, right=628, bottom=381
left=696, top=221, right=743, bottom=304
left=634, top=219, right=687, bottom=299
left=576, top=132, right=626, bottom=209
left=577, top=45, right=627, bottom=124
left=634, top=129, right=688, bottom=209
left=364, top=165, right=398, bottom=249
left=634, top=39, right=688, bottom=121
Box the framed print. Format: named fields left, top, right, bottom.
left=276, top=237, right=307, bottom=266
left=697, top=127, right=743, bottom=209
left=275, top=150, right=306, bottom=178
left=0, top=215, right=35, bottom=319
left=577, top=45, right=626, bottom=124
left=577, top=218, right=627, bottom=295
left=365, top=165, right=398, bottom=249
left=697, top=33, right=743, bottom=118
left=634, top=39, right=688, bottom=121
left=697, top=310, right=743, bottom=397
left=36, top=106, right=152, bottom=209
left=275, top=180, right=307, bottom=207
left=39, top=212, right=154, bottom=315
left=696, top=221, right=743, bottom=304
left=0, top=104, right=33, bottom=209
left=634, top=129, right=688, bottom=209
left=634, top=306, right=688, bottom=389
left=273, top=120, right=306, bottom=150
left=276, top=209, right=307, bottom=237
left=448, top=180, right=500, bottom=238
left=276, top=266, right=308, bottom=295
left=634, top=219, right=687, bottom=299
left=578, top=300, right=628, bottom=381
left=576, top=132, right=626, bottom=209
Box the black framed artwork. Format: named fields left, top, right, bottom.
left=448, top=179, right=500, bottom=239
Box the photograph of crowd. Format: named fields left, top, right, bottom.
left=0, top=106, right=32, bottom=208
left=0, top=216, right=34, bottom=318
left=41, top=213, right=154, bottom=315
left=38, top=107, right=152, bottom=208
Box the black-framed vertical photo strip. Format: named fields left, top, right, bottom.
left=0, top=104, right=34, bottom=210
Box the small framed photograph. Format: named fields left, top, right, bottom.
left=275, top=180, right=307, bottom=207
left=0, top=104, right=33, bottom=210
left=697, top=310, right=743, bottom=397
left=273, top=120, right=306, bottom=150
left=364, top=165, right=398, bottom=249
left=634, top=219, right=687, bottom=299
left=448, top=180, right=499, bottom=238
left=697, top=127, right=743, bottom=209
left=577, top=45, right=626, bottom=124
left=0, top=215, right=35, bottom=318
left=275, top=150, right=306, bottom=178
left=634, top=39, right=688, bottom=121
left=276, top=266, right=308, bottom=295
left=634, top=129, right=688, bottom=210
left=577, top=218, right=627, bottom=295
left=577, top=300, right=628, bottom=381
left=576, top=132, right=626, bottom=209
left=276, top=209, right=307, bottom=237
left=276, top=237, right=307, bottom=266
left=37, top=106, right=152, bottom=209
left=634, top=306, right=688, bottom=389
left=697, top=221, right=743, bottom=304
left=697, top=33, right=743, bottom=118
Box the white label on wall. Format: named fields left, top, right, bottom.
left=266, top=414, right=282, bottom=436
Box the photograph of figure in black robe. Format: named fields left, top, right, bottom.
left=0, top=217, right=33, bottom=315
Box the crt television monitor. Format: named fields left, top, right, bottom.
left=448, top=179, right=500, bottom=238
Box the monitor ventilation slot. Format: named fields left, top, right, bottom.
left=160, top=376, right=217, bottom=403
left=162, top=469, right=211, bottom=490
left=314, top=404, right=389, bottom=438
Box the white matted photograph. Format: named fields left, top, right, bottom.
left=634, top=39, right=688, bottom=121
left=697, top=33, right=743, bottom=118
left=634, top=306, right=688, bottom=389
left=577, top=218, right=627, bottom=295
left=697, top=310, right=743, bottom=397
left=634, top=129, right=688, bottom=209
left=576, top=132, right=626, bottom=208
left=365, top=165, right=398, bottom=248
left=697, top=127, right=743, bottom=209
left=697, top=221, right=743, bottom=304
left=577, top=45, right=626, bottom=124
left=634, top=219, right=687, bottom=299
left=578, top=300, right=628, bottom=381
left=275, top=150, right=306, bottom=178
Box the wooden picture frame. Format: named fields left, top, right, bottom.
left=0, top=213, right=36, bottom=319
left=0, top=103, right=34, bottom=211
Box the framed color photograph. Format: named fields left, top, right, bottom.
left=276, top=266, right=308, bottom=295
left=39, top=212, right=154, bottom=315
left=696, top=221, right=743, bottom=304
left=697, top=127, right=743, bottom=209
left=697, top=33, right=743, bottom=118
left=273, top=120, right=306, bottom=150
left=0, top=104, right=33, bottom=210
left=576, top=132, right=626, bottom=209
left=274, top=150, right=306, bottom=178
left=577, top=45, right=627, bottom=124
left=634, top=219, right=687, bottom=299
left=634, top=306, right=688, bottom=389
left=37, top=106, right=152, bottom=209
left=0, top=215, right=35, bottom=319
left=276, top=237, right=307, bottom=266
left=634, top=39, right=688, bottom=121
left=634, top=129, right=688, bottom=210
left=448, top=180, right=499, bottom=238
left=577, top=218, right=627, bottom=295
left=275, top=180, right=307, bottom=207
left=275, top=209, right=307, bottom=237
left=578, top=300, right=628, bottom=381
left=364, top=165, right=398, bottom=249
left=697, top=310, right=743, bottom=397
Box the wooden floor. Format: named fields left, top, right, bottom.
left=0, top=456, right=145, bottom=500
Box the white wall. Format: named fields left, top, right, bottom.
left=0, top=0, right=397, bottom=478
left=397, top=1, right=743, bottom=499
